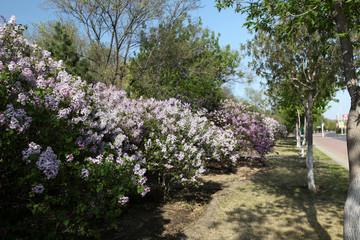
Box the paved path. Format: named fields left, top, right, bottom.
left=313, top=133, right=349, bottom=170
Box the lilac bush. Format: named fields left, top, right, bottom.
left=0, top=16, right=147, bottom=239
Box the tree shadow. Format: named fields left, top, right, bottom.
left=210, top=147, right=347, bottom=239
left=100, top=180, right=224, bottom=240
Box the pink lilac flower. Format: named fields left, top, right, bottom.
left=138, top=176, right=147, bottom=185
left=141, top=186, right=151, bottom=197
left=118, top=196, right=129, bottom=205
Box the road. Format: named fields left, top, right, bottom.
left=323, top=132, right=346, bottom=142
left=313, top=132, right=348, bottom=170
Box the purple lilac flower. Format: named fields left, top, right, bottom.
left=32, top=184, right=45, bottom=194
left=3, top=104, right=32, bottom=133
left=36, top=146, right=60, bottom=179
left=21, top=68, right=34, bottom=82
left=22, top=142, right=42, bottom=161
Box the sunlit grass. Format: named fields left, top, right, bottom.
left=186, top=137, right=348, bottom=240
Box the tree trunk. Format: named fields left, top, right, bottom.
left=301, top=115, right=306, bottom=158
left=297, top=109, right=301, bottom=150
left=333, top=1, right=360, bottom=239
left=296, top=122, right=300, bottom=148
left=305, top=94, right=316, bottom=191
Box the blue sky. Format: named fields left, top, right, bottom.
left=2, top=0, right=350, bottom=120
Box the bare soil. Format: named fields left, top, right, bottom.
left=101, top=162, right=263, bottom=240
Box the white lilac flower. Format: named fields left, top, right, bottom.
left=65, top=154, right=74, bottom=162
left=133, top=164, right=146, bottom=177
left=42, top=50, right=51, bottom=58
left=105, top=154, right=114, bottom=162
left=80, top=168, right=89, bottom=181
left=35, top=60, right=46, bottom=72
left=116, top=156, right=124, bottom=166
left=88, top=155, right=103, bottom=165
left=164, top=164, right=173, bottom=169
left=57, top=108, right=72, bottom=119
left=7, top=61, right=16, bottom=72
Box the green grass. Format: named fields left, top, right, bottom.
left=187, top=138, right=349, bottom=240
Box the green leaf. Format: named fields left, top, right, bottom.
left=63, top=219, right=70, bottom=226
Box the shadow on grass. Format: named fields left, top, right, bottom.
left=215, top=138, right=348, bottom=240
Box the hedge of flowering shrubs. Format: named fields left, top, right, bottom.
left=0, top=16, right=286, bottom=239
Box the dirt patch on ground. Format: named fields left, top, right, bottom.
left=101, top=163, right=263, bottom=239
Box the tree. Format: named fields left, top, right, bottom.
left=128, top=14, right=242, bottom=110
left=239, top=86, right=270, bottom=114
left=31, top=20, right=92, bottom=82
left=215, top=0, right=360, bottom=237
left=45, top=0, right=201, bottom=87
left=244, top=25, right=342, bottom=190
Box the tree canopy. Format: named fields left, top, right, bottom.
left=128, top=14, right=242, bottom=109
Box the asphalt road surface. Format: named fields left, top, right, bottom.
left=323, top=132, right=346, bottom=142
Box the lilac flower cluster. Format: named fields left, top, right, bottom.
left=210, top=99, right=284, bottom=161
left=32, top=184, right=45, bottom=194
left=22, top=142, right=60, bottom=179
left=1, top=104, right=32, bottom=133
left=263, top=116, right=288, bottom=140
